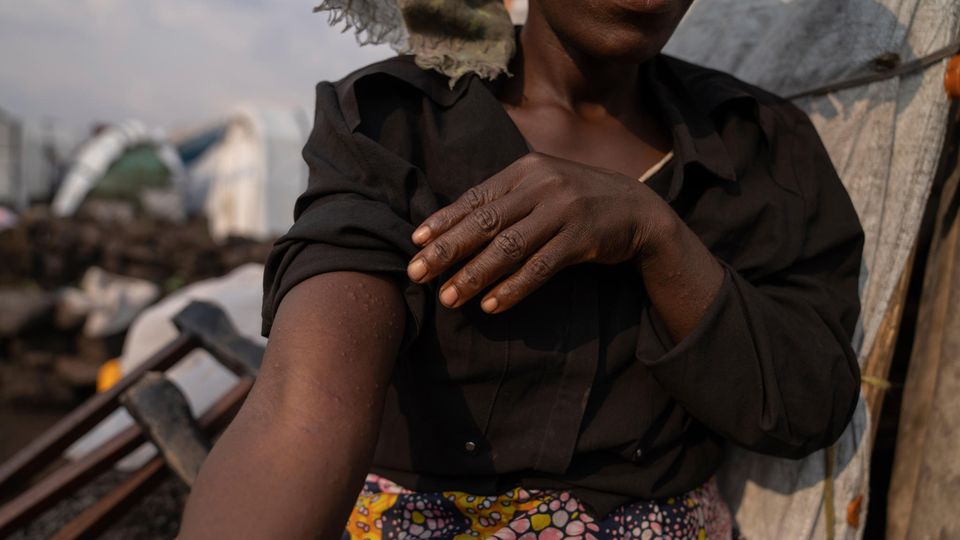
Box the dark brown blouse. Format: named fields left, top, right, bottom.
left=261, top=52, right=864, bottom=518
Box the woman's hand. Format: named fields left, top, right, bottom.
left=405, top=152, right=678, bottom=313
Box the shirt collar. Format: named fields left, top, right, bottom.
left=337, top=55, right=472, bottom=131
left=340, top=50, right=755, bottom=199
left=643, top=55, right=752, bottom=201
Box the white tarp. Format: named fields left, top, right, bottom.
left=58, top=267, right=161, bottom=339
left=66, top=263, right=265, bottom=469
left=193, top=106, right=311, bottom=242
left=666, top=1, right=960, bottom=538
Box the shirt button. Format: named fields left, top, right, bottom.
left=464, top=441, right=477, bottom=453
left=633, top=448, right=644, bottom=462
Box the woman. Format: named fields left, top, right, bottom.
left=180, top=0, right=864, bottom=538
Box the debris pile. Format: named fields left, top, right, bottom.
left=0, top=203, right=273, bottom=453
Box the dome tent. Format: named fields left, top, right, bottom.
left=52, top=120, right=187, bottom=219
left=180, top=106, right=311, bottom=242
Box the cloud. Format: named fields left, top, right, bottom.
left=0, top=0, right=393, bottom=130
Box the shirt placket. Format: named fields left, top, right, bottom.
left=532, top=265, right=601, bottom=474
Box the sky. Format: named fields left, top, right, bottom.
left=0, top=0, right=393, bottom=132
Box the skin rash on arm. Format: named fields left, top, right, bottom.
left=179, top=271, right=406, bottom=540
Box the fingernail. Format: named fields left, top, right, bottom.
left=440, top=285, right=459, bottom=307
left=412, top=226, right=431, bottom=245
left=481, top=297, right=499, bottom=313
left=407, top=258, right=428, bottom=281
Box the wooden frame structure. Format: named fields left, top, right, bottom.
left=0, top=301, right=263, bottom=539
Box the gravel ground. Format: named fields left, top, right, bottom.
left=8, top=470, right=188, bottom=540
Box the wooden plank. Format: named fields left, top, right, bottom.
left=0, top=335, right=196, bottom=494
left=172, top=301, right=264, bottom=379
left=0, top=424, right=143, bottom=537
left=49, top=377, right=253, bottom=540
left=861, top=248, right=915, bottom=448
left=121, top=373, right=211, bottom=487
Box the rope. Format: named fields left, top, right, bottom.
left=787, top=40, right=960, bottom=100
left=822, top=376, right=882, bottom=538
left=861, top=375, right=893, bottom=390
left=824, top=444, right=837, bottom=540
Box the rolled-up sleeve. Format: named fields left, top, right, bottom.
left=636, top=107, right=864, bottom=459
left=261, top=81, right=427, bottom=353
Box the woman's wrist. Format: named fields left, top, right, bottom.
left=630, top=207, right=725, bottom=343
left=630, top=201, right=683, bottom=273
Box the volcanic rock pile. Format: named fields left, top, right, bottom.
left=0, top=203, right=273, bottom=459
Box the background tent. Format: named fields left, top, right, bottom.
left=0, top=106, right=18, bottom=208
left=19, top=121, right=84, bottom=208
left=172, top=123, right=227, bottom=216
left=51, top=120, right=187, bottom=218
left=666, top=0, right=960, bottom=538
left=887, top=118, right=960, bottom=539
left=0, top=106, right=85, bottom=212
left=184, top=106, right=311, bottom=242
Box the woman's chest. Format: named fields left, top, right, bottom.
left=504, top=104, right=672, bottom=181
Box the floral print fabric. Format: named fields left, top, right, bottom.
left=343, top=474, right=733, bottom=539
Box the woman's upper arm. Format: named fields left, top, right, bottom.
left=180, top=270, right=406, bottom=539
left=257, top=269, right=406, bottom=427
left=266, top=269, right=406, bottom=388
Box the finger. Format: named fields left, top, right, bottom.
left=479, top=232, right=578, bottom=313
left=407, top=186, right=535, bottom=284
left=411, top=154, right=536, bottom=246
left=437, top=211, right=561, bottom=308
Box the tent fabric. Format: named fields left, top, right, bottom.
left=0, top=113, right=83, bottom=210
left=0, top=107, right=21, bottom=208
left=194, top=106, right=311, bottom=242
left=887, top=161, right=960, bottom=539
left=0, top=111, right=83, bottom=210
left=170, top=122, right=229, bottom=216
left=88, top=146, right=174, bottom=201
left=52, top=121, right=187, bottom=217
left=665, top=1, right=960, bottom=538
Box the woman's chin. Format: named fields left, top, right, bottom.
left=610, top=0, right=679, bottom=15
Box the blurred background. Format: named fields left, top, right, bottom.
left=2, top=1, right=959, bottom=539
left=0, top=0, right=396, bottom=457
left=0, top=3, right=528, bottom=537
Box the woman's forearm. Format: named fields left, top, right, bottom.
left=632, top=210, right=725, bottom=345
left=179, top=271, right=406, bottom=539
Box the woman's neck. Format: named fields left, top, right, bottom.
left=510, top=7, right=643, bottom=120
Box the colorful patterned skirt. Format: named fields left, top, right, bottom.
left=343, top=473, right=734, bottom=539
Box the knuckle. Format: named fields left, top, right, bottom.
left=464, top=187, right=485, bottom=209
left=432, top=239, right=456, bottom=263
left=528, top=255, right=554, bottom=280
left=567, top=222, right=590, bottom=240
left=495, top=229, right=526, bottom=260
left=423, top=217, right=444, bottom=234
left=565, top=196, right=588, bottom=214
left=542, top=172, right=565, bottom=189
left=471, top=206, right=500, bottom=234
left=523, top=152, right=545, bottom=166
left=459, top=265, right=483, bottom=288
